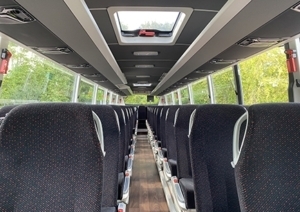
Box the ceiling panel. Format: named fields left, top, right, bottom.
left=109, top=45, right=188, bottom=60
left=0, top=22, right=66, bottom=48
left=122, top=67, right=169, bottom=76
left=86, top=0, right=227, bottom=10
left=177, top=11, right=217, bottom=44
left=91, top=10, right=118, bottom=44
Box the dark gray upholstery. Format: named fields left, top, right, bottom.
left=111, top=105, right=126, bottom=200
left=90, top=105, right=120, bottom=209
left=235, top=103, right=300, bottom=212
left=190, top=104, right=246, bottom=212
left=175, top=105, right=198, bottom=209
left=165, top=106, right=180, bottom=176
left=160, top=106, right=170, bottom=148
left=175, top=105, right=198, bottom=179
left=0, top=103, right=104, bottom=211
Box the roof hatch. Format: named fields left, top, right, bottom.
left=107, top=7, right=193, bottom=45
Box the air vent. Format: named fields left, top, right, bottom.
left=0, top=7, right=34, bottom=24
left=292, top=3, right=300, bottom=12
left=66, top=64, right=91, bottom=69
left=33, top=47, right=73, bottom=55
left=237, top=37, right=286, bottom=48
left=210, top=59, right=238, bottom=65
left=195, top=70, right=214, bottom=74
left=82, top=73, right=102, bottom=77
left=94, top=79, right=108, bottom=83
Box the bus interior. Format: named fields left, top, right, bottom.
left=0, top=0, right=300, bottom=211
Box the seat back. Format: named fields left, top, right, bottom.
left=90, top=105, right=120, bottom=208
left=235, top=103, right=300, bottom=211
left=165, top=106, right=180, bottom=160
left=175, top=105, right=198, bottom=179
left=0, top=105, right=18, bottom=117
left=189, top=104, right=246, bottom=212
left=111, top=105, right=126, bottom=173
left=0, top=103, right=104, bottom=211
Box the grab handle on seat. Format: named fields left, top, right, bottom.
left=231, top=112, right=248, bottom=168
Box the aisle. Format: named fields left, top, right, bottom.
left=127, top=134, right=169, bottom=212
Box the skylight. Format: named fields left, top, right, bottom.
left=107, top=7, right=193, bottom=45
left=117, top=11, right=179, bottom=32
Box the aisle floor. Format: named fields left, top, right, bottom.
left=127, top=134, right=169, bottom=212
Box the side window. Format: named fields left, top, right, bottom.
left=192, top=79, right=209, bottom=104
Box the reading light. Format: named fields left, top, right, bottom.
left=135, top=64, right=154, bottom=68
left=133, top=51, right=158, bottom=56
left=133, top=83, right=152, bottom=87
left=136, top=75, right=150, bottom=78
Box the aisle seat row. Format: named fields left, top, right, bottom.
left=0, top=103, right=138, bottom=212
left=147, top=103, right=300, bottom=212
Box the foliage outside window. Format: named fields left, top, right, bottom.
left=78, top=80, right=93, bottom=104
left=174, top=91, right=179, bottom=105
left=192, top=79, right=209, bottom=104
left=212, top=68, right=236, bottom=104
left=166, top=93, right=173, bottom=105
left=180, top=86, right=190, bottom=105
left=0, top=42, right=74, bottom=106
left=124, top=94, right=159, bottom=105
left=96, top=88, right=104, bottom=104
left=240, top=47, right=288, bottom=104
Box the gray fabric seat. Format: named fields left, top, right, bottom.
left=175, top=105, right=198, bottom=209
left=0, top=103, right=104, bottom=211
left=90, top=105, right=120, bottom=210
left=189, top=104, right=246, bottom=211
left=235, top=103, right=300, bottom=211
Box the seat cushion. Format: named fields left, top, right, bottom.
left=179, top=178, right=195, bottom=209
left=168, top=159, right=177, bottom=177
left=162, top=147, right=168, bottom=158
left=118, top=172, right=124, bottom=200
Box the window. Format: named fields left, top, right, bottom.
left=0, top=42, right=74, bottom=106
left=166, top=93, right=173, bottom=105
left=96, top=88, right=104, bottom=104
left=180, top=86, right=190, bottom=105
left=174, top=91, right=179, bottom=105
left=212, top=68, right=237, bottom=104
left=192, top=79, right=209, bottom=104
left=108, top=7, right=192, bottom=45
left=117, top=11, right=179, bottom=32
left=78, top=80, right=93, bottom=104
left=240, top=47, right=288, bottom=104
left=106, top=92, right=110, bottom=104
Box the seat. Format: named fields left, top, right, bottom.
left=111, top=105, right=127, bottom=200
left=234, top=103, right=300, bottom=211
left=90, top=105, right=122, bottom=209
left=172, top=105, right=198, bottom=210
left=189, top=104, right=246, bottom=211
left=0, top=105, right=18, bottom=117
left=0, top=103, right=104, bottom=211
left=162, top=105, right=180, bottom=179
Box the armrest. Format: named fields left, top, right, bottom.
left=171, top=176, right=187, bottom=211
left=127, top=157, right=133, bottom=175
left=118, top=202, right=126, bottom=212
left=122, top=174, right=130, bottom=204
left=168, top=159, right=177, bottom=177
left=163, top=158, right=171, bottom=181
left=161, top=147, right=168, bottom=158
